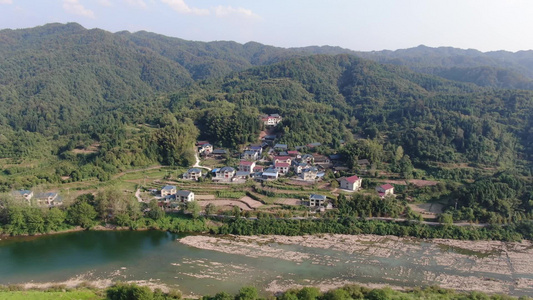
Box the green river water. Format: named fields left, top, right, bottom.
left=0, top=231, right=531, bottom=296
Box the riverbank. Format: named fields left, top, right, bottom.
left=180, top=234, right=533, bottom=296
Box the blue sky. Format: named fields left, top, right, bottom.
left=0, top=0, right=532, bottom=52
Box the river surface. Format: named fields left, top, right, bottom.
left=0, top=231, right=532, bottom=296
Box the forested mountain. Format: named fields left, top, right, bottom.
left=0, top=23, right=532, bottom=189
left=356, top=45, right=533, bottom=89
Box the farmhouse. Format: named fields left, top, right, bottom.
left=243, top=150, right=259, bottom=161
left=183, top=168, right=202, bottom=181
left=300, top=167, right=318, bottom=181
left=161, top=185, right=177, bottom=197
left=176, top=190, right=195, bottom=202
left=339, top=175, right=363, bottom=191
left=309, top=194, right=327, bottom=207
left=261, top=114, right=282, bottom=126
left=262, top=168, right=279, bottom=180
left=274, top=162, right=290, bottom=174
left=215, top=167, right=236, bottom=180
left=239, top=160, right=256, bottom=172
left=34, top=192, right=62, bottom=207
left=377, top=184, right=395, bottom=198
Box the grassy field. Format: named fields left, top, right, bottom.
left=0, top=290, right=103, bottom=300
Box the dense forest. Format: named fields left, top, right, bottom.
left=0, top=23, right=532, bottom=232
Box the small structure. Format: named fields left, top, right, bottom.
left=13, top=189, right=33, bottom=202
left=198, top=143, right=213, bottom=155
left=253, top=165, right=264, bottom=173
left=212, top=149, right=227, bottom=158
left=300, top=167, right=319, bottom=181
left=357, top=159, right=370, bottom=167
left=161, top=185, right=177, bottom=197
left=312, top=154, right=331, bottom=165
left=306, top=142, right=322, bottom=148
left=234, top=171, right=250, bottom=180
left=262, top=168, right=279, bottom=180
left=309, top=194, right=327, bottom=207
left=339, top=175, right=363, bottom=191
left=34, top=192, right=61, bottom=207
left=287, top=150, right=300, bottom=158
left=176, top=190, right=194, bottom=202
left=275, top=162, right=290, bottom=174
left=249, top=145, right=263, bottom=155
left=239, top=160, right=256, bottom=173
left=261, top=114, right=283, bottom=126
left=183, top=168, right=203, bottom=181
left=243, top=150, right=259, bottom=161
left=300, top=154, right=314, bottom=164
left=377, top=184, right=394, bottom=198
left=273, top=156, right=292, bottom=164
left=293, top=162, right=309, bottom=174
left=274, top=144, right=288, bottom=151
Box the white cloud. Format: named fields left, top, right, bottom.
left=0, top=0, right=13, bottom=4
left=98, top=0, right=112, bottom=7
left=63, top=0, right=95, bottom=18
left=124, top=0, right=147, bottom=9
left=161, top=0, right=209, bottom=16
left=213, top=5, right=260, bottom=20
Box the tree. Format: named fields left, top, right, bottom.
left=297, top=287, right=321, bottom=300
left=186, top=201, right=201, bottom=219
left=205, top=203, right=217, bottom=216
left=67, top=201, right=97, bottom=228
left=147, top=199, right=165, bottom=220
left=46, top=207, right=66, bottom=231
left=236, top=286, right=258, bottom=300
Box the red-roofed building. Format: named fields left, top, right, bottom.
left=239, top=160, right=256, bottom=173
left=376, top=184, right=394, bottom=198
left=274, top=162, right=290, bottom=174
left=339, top=175, right=363, bottom=191
left=253, top=165, right=264, bottom=173
left=287, top=151, right=300, bottom=158
left=274, top=156, right=292, bottom=164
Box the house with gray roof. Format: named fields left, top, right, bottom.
left=161, top=185, right=177, bottom=197
left=176, top=190, right=194, bottom=202
left=309, top=194, right=327, bottom=207
left=183, top=168, right=203, bottom=181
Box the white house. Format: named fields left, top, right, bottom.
left=176, top=190, right=194, bottom=202
left=215, top=167, right=236, bottom=180
left=34, top=192, right=61, bottom=206
left=261, top=114, right=282, bottom=126
left=243, top=150, right=259, bottom=161
left=183, top=168, right=203, bottom=181
left=275, top=162, right=290, bottom=174
left=339, top=175, right=363, bottom=191
left=300, top=167, right=318, bottom=181
left=239, top=160, right=256, bottom=172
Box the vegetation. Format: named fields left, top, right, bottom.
left=0, top=283, right=530, bottom=300
left=0, top=23, right=532, bottom=241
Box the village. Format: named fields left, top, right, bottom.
left=137, top=113, right=401, bottom=217
left=8, top=113, right=440, bottom=220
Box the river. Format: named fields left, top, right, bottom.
left=0, top=231, right=532, bottom=297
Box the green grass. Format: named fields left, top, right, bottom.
left=0, top=290, right=103, bottom=300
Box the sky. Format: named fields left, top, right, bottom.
left=0, top=0, right=532, bottom=52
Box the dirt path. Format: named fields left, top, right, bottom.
left=192, top=153, right=212, bottom=171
